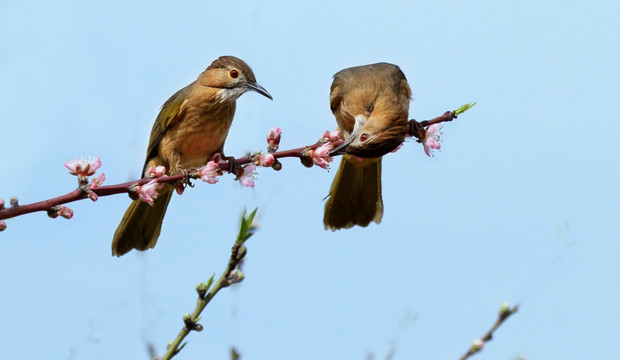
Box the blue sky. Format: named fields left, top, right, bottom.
left=1, top=1, right=619, bottom=359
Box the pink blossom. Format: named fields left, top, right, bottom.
left=267, top=127, right=282, bottom=152
left=64, top=156, right=102, bottom=177
left=137, top=179, right=163, bottom=206
left=323, top=129, right=342, bottom=143
left=198, top=161, right=221, bottom=184
left=259, top=153, right=275, bottom=167
left=0, top=198, right=4, bottom=210
left=239, top=164, right=257, bottom=188
left=0, top=221, right=6, bottom=231
left=311, top=143, right=334, bottom=169
left=88, top=173, right=105, bottom=201
left=145, top=165, right=167, bottom=178
left=58, top=206, right=73, bottom=219
left=422, top=124, right=443, bottom=157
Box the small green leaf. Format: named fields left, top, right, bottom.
left=246, top=207, right=258, bottom=226
left=205, top=274, right=215, bottom=289
left=237, top=207, right=259, bottom=243
left=454, top=102, right=476, bottom=115
left=238, top=210, right=248, bottom=240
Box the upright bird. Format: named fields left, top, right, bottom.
left=324, top=62, right=411, bottom=230
left=112, top=56, right=272, bottom=256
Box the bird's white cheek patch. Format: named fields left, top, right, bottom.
left=353, top=114, right=367, bottom=134
left=216, top=87, right=246, bottom=103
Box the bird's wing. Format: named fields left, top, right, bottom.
left=142, top=87, right=189, bottom=173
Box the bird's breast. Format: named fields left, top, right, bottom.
left=167, top=103, right=236, bottom=168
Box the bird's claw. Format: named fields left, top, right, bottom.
left=174, top=167, right=195, bottom=195
left=211, top=153, right=241, bottom=179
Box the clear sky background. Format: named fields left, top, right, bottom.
left=1, top=1, right=618, bottom=359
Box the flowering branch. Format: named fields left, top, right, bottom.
left=0, top=103, right=474, bottom=228
left=459, top=302, right=519, bottom=360
left=160, top=209, right=257, bottom=360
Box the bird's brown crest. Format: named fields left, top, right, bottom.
left=206, top=56, right=257, bottom=84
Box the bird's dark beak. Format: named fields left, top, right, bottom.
left=246, top=82, right=273, bottom=100
left=329, top=135, right=355, bottom=156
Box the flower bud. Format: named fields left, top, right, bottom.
left=59, top=206, right=74, bottom=219
left=499, top=301, right=510, bottom=316
left=271, top=159, right=282, bottom=171
left=227, top=269, right=245, bottom=284
left=266, top=127, right=282, bottom=153
left=470, top=339, right=484, bottom=353
left=145, top=165, right=167, bottom=178
left=259, top=153, right=275, bottom=167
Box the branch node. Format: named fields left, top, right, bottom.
left=182, top=314, right=202, bottom=332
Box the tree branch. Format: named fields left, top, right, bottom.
left=0, top=104, right=473, bottom=224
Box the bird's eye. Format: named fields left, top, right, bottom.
left=230, top=69, right=239, bottom=78
left=360, top=133, right=368, bottom=142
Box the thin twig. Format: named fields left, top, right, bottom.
left=459, top=304, right=519, bottom=360
left=160, top=209, right=257, bottom=360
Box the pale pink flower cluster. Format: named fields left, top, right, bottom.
left=0, top=220, right=6, bottom=231
left=198, top=161, right=221, bottom=184
left=64, top=156, right=102, bottom=177
left=239, top=164, right=257, bottom=188
left=87, top=173, right=106, bottom=201
left=311, top=143, right=334, bottom=169
left=145, top=165, right=167, bottom=178
left=310, top=130, right=345, bottom=170
left=259, top=153, right=275, bottom=167
left=266, top=127, right=282, bottom=153
left=65, top=156, right=105, bottom=204
left=422, top=124, right=443, bottom=157
left=137, top=180, right=163, bottom=206
left=322, top=129, right=343, bottom=145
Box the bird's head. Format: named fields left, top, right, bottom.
left=199, top=55, right=272, bottom=102
left=330, top=114, right=408, bottom=158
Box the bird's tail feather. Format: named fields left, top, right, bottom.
left=111, top=187, right=173, bottom=256
left=323, top=155, right=383, bottom=230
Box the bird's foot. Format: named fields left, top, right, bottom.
left=211, top=153, right=242, bottom=179
left=174, top=166, right=195, bottom=195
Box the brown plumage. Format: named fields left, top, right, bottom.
left=324, top=62, right=411, bottom=230
left=112, top=56, right=272, bottom=256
